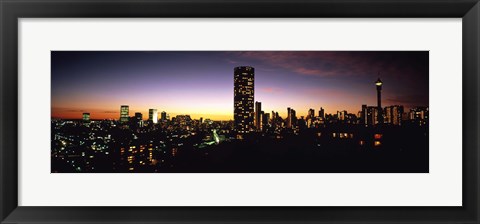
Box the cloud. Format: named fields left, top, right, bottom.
left=385, top=95, right=429, bottom=108
left=65, top=109, right=85, bottom=112
left=225, top=59, right=239, bottom=64
left=231, top=51, right=352, bottom=77
left=230, top=51, right=428, bottom=80
left=261, top=87, right=283, bottom=94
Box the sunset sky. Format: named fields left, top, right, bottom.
left=51, top=51, right=429, bottom=121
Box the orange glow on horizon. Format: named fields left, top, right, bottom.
left=52, top=110, right=235, bottom=121
left=52, top=101, right=367, bottom=121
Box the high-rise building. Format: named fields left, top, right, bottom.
left=308, top=108, right=315, bottom=120
left=361, top=105, right=368, bottom=125
left=385, top=105, right=404, bottom=125
left=120, top=105, right=129, bottom=123
left=287, top=107, right=292, bottom=128
left=410, top=107, right=429, bottom=126
left=271, top=111, right=277, bottom=128
left=135, top=112, right=142, bottom=121
left=366, top=106, right=378, bottom=126
left=134, top=112, right=143, bottom=127
left=337, top=110, right=347, bottom=121
left=375, top=78, right=383, bottom=124
left=286, top=107, right=297, bottom=128
left=258, top=111, right=264, bottom=130
left=161, top=111, right=167, bottom=121
left=291, top=109, right=297, bottom=127
left=319, top=107, right=325, bottom=119
left=82, top=113, right=90, bottom=123
left=149, top=109, right=158, bottom=124
left=262, top=112, right=270, bottom=129
left=233, top=66, right=255, bottom=134
left=255, top=101, right=262, bottom=130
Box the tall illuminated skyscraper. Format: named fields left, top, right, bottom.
left=233, top=66, right=255, bottom=134
left=149, top=109, right=158, bottom=124
left=255, top=101, right=262, bottom=130
left=120, top=105, right=129, bottom=123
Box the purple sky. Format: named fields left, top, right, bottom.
left=52, top=51, right=429, bottom=120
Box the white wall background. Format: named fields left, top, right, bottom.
left=18, top=18, right=462, bottom=206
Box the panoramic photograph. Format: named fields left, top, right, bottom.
left=51, top=51, right=429, bottom=173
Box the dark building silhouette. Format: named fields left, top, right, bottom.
left=134, top=112, right=142, bottom=121
left=134, top=112, right=143, bottom=127
left=262, top=112, right=270, bottom=129
left=375, top=78, right=383, bottom=124
left=319, top=107, right=325, bottom=119
left=271, top=110, right=278, bottom=128
left=233, top=66, right=255, bottom=135
left=161, top=111, right=167, bottom=121
left=255, top=101, right=262, bottom=130
left=287, top=107, right=292, bottom=128
left=308, top=108, right=315, bottom=120
left=287, top=107, right=297, bottom=128
left=337, top=110, right=347, bottom=121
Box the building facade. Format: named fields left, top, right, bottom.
left=82, top=113, right=90, bottom=123
left=233, top=66, right=255, bottom=134
left=385, top=105, right=404, bottom=125
left=149, top=109, right=158, bottom=124
left=120, top=105, right=129, bottom=123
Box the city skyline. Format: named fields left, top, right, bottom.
left=52, top=51, right=429, bottom=173
left=52, top=51, right=429, bottom=120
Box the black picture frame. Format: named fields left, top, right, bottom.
left=1, top=0, right=479, bottom=223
